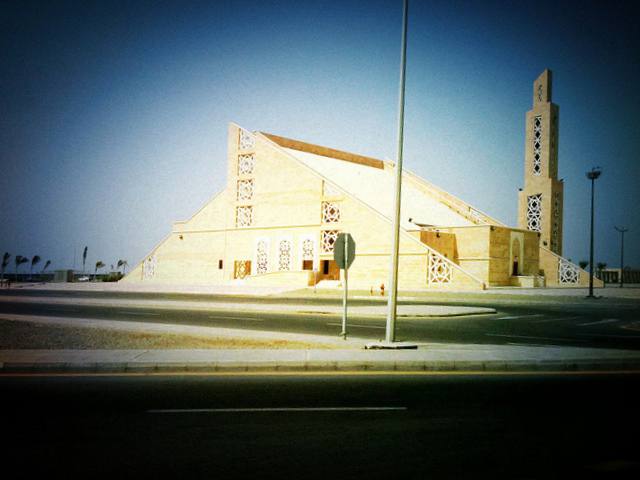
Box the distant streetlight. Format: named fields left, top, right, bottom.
left=614, top=226, right=628, bottom=288
left=586, top=167, right=601, bottom=298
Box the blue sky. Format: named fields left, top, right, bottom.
left=1, top=0, right=638, bottom=273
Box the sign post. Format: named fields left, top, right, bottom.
left=334, top=233, right=355, bottom=339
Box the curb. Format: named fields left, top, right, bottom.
left=3, top=359, right=640, bottom=374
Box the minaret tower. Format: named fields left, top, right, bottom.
left=518, top=69, right=564, bottom=255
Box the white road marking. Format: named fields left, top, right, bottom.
left=577, top=319, right=620, bottom=327
left=486, top=333, right=586, bottom=342
left=498, top=314, right=545, bottom=320
left=209, top=316, right=264, bottom=322
left=327, top=322, right=386, bottom=330
left=532, top=316, right=582, bottom=324
left=577, top=333, right=640, bottom=339
left=117, top=311, right=160, bottom=316
left=148, top=406, right=407, bottom=414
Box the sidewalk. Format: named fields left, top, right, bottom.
left=2, top=344, right=639, bottom=374
left=1, top=314, right=639, bottom=374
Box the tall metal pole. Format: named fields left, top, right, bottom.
left=586, top=167, right=601, bottom=298
left=385, top=0, right=409, bottom=343
left=341, top=237, right=348, bottom=339
left=615, top=226, right=628, bottom=288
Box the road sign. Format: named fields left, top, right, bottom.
left=334, top=233, right=355, bottom=269
left=333, top=233, right=355, bottom=340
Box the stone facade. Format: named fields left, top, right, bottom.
left=123, top=71, right=600, bottom=290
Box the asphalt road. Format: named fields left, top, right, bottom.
left=1, top=373, right=638, bottom=479
left=1, top=290, right=639, bottom=349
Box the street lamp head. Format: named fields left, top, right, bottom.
left=586, top=167, right=602, bottom=180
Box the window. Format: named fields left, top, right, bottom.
left=302, top=260, right=313, bottom=270
left=526, top=194, right=542, bottom=232
left=237, top=179, right=254, bottom=202
left=237, top=154, right=255, bottom=176
left=321, top=230, right=339, bottom=253
left=233, top=260, right=251, bottom=279
left=218, top=259, right=223, bottom=270
left=322, top=201, right=341, bottom=223
left=278, top=239, right=292, bottom=271
left=256, top=239, right=269, bottom=274
left=533, top=116, right=542, bottom=175
left=239, top=129, right=255, bottom=150
left=236, top=206, right=253, bottom=227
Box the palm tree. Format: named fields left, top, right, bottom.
left=596, top=262, right=607, bottom=279
left=15, top=255, right=28, bottom=281
left=30, top=255, right=41, bottom=280
left=82, top=246, right=88, bottom=274
left=1, top=252, right=10, bottom=283
left=117, top=259, right=128, bottom=275
left=94, top=261, right=105, bottom=280
left=42, top=260, right=52, bottom=275
left=579, top=261, right=588, bottom=270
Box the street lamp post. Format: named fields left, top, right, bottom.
left=586, top=167, right=601, bottom=298
left=614, top=226, right=628, bottom=288
left=385, top=0, right=409, bottom=344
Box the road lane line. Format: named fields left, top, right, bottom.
left=497, top=314, right=544, bottom=320
left=117, top=311, right=161, bottom=316
left=485, top=333, right=587, bottom=342
left=147, top=407, right=407, bottom=414
left=209, top=316, right=264, bottom=322
left=533, top=316, right=582, bottom=324
left=326, top=322, right=386, bottom=330
left=577, top=319, right=620, bottom=327
left=577, top=333, right=640, bottom=339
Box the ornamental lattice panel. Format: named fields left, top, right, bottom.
left=551, top=192, right=561, bottom=251
left=237, top=154, right=255, bottom=176
left=302, top=238, right=314, bottom=261
left=239, top=129, right=255, bottom=150
left=237, top=179, right=254, bottom=202
left=321, top=230, right=339, bottom=253
left=533, top=116, right=542, bottom=175
left=256, top=240, right=269, bottom=274
left=142, top=255, right=157, bottom=280
left=234, top=260, right=250, bottom=279
left=558, top=259, right=579, bottom=284
left=526, top=194, right=542, bottom=232
left=236, top=206, right=253, bottom=227
left=428, top=252, right=452, bottom=284
left=322, top=201, right=341, bottom=223
left=278, top=239, right=292, bottom=271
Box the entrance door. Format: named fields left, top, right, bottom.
left=318, top=260, right=340, bottom=281
left=511, top=238, right=521, bottom=276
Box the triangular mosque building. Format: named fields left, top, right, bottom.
left=123, top=70, right=598, bottom=290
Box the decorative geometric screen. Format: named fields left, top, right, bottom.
left=558, top=259, right=579, bottom=284
left=302, top=238, right=314, bottom=261
left=537, top=84, right=543, bottom=103
left=428, top=252, right=452, bottom=284
left=533, top=116, right=542, bottom=175
left=239, top=129, right=255, bottom=150
left=256, top=240, right=268, bottom=274
left=235, top=206, right=253, bottom=227
left=234, top=260, right=251, bottom=279
left=526, top=194, right=542, bottom=232
left=322, top=202, right=340, bottom=223
left=323, top=181, right=341, bottom=198
left=237, top=179, right=254, bottom=202
left=238, top=154, right=255, bottom=176
left=278, top=239, right=292, bottom=271
left=321, top=230, right=339, bottom=253
left=551, top=192, right=561, bottom=252
left=142, top=255, right=157, bottom=280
